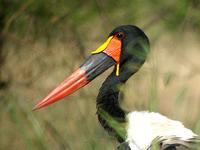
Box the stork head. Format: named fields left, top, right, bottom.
left=33, top=25, right=150, bottom=110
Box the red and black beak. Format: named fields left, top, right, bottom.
left=33, top=35, right=122, bottom=110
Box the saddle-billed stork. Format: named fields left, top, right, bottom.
left=34, top=25, right=199, bottom=150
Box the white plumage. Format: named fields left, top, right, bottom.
left=126, top=111, right=198, bottom=150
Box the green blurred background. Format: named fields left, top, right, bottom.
left=0, top=0, right=200, bottom=149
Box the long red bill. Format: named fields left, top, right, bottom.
left=33, top=69, right=88, bottom=110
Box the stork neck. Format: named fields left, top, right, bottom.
left=96, top=64, right=136, bottom=119
left=96, top=73, right=125, bottom=121
left=96, top=69, right=135, bottom=142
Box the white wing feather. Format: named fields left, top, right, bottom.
left=126, top=111, right=198, bottom=150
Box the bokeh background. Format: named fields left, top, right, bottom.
left=0, top=0, right=200, bottom=149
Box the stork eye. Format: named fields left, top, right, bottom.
left=116, top=32, right=125, bottom=40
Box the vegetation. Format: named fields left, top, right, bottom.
left=0, top=0, right=200, bottom=149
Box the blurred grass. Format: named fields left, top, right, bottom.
left=0, top=0, right=200, bottom=150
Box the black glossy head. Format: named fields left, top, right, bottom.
left=109, top=25, right=150, bottom=81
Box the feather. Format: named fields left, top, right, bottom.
left=126, top=111, right=199, bottom=150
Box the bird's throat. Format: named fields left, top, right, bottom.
left=96, top=72, right=127, bottom=142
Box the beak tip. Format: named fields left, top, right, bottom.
left=32, top=100, right=46, bottom=111
left=33, top=96, right=58, bottom=111
left=32, top=104, right=40, bottom=111
left=32, top=107, right=37, bottom=111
